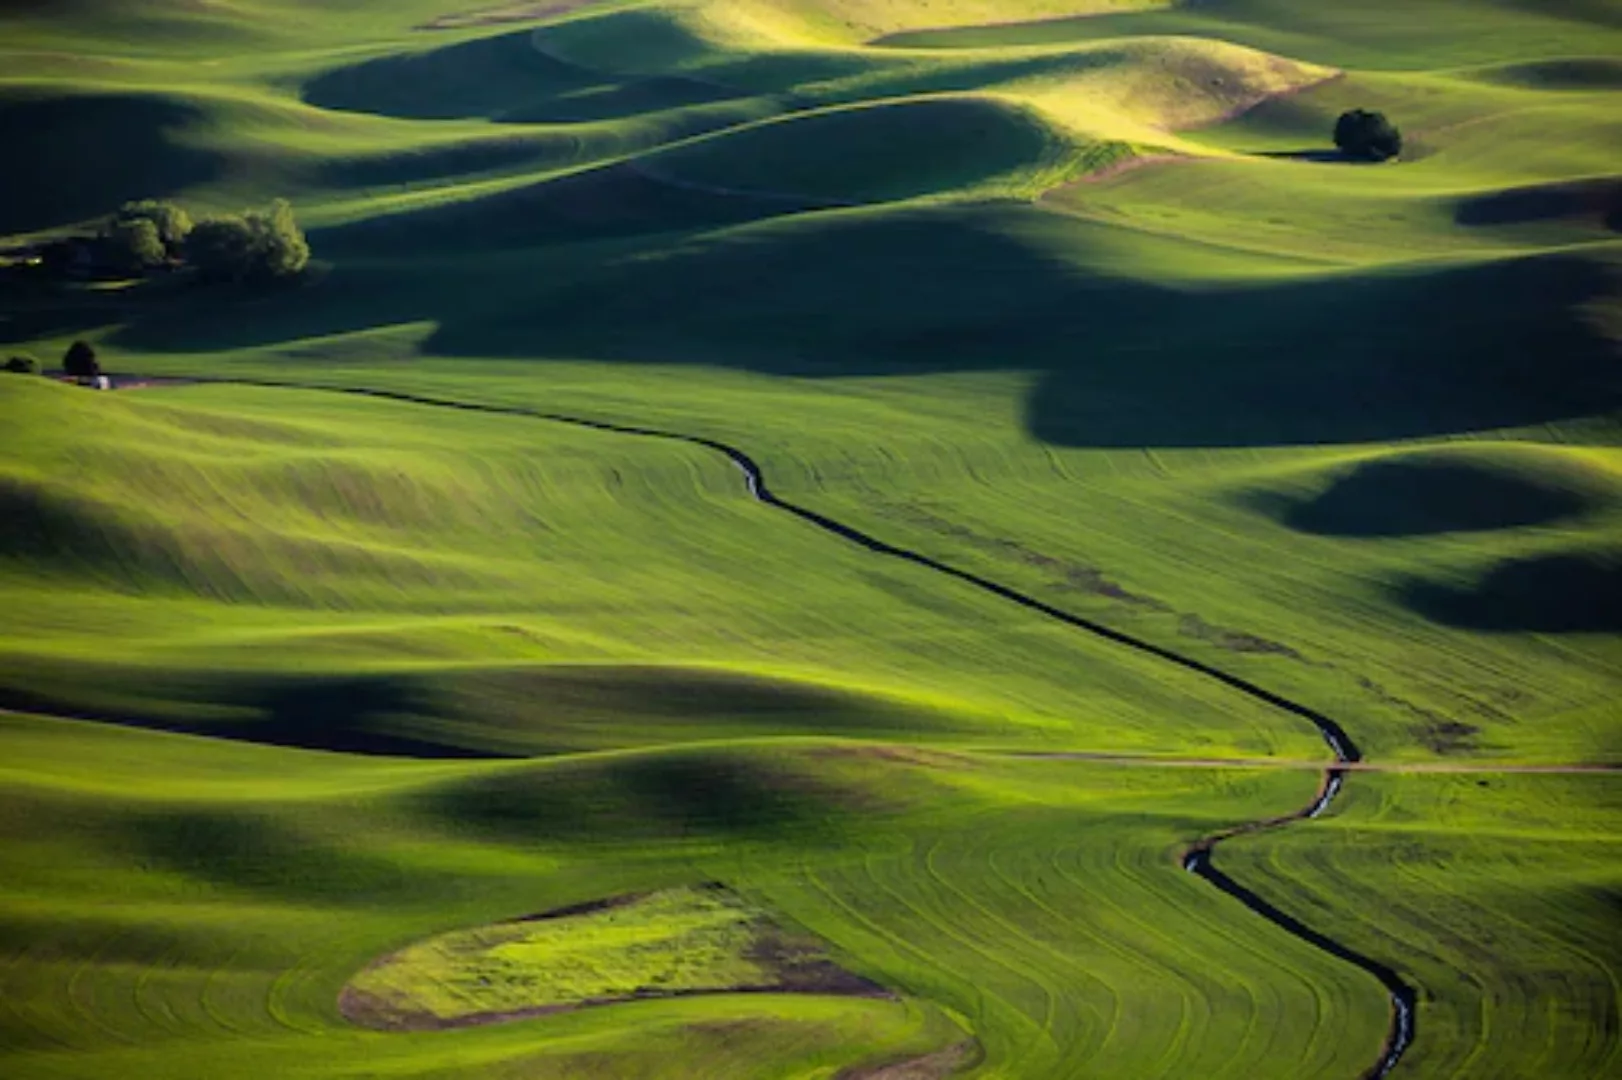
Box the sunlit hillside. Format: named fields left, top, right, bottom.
left=2, top=1, right=1618, bottom=1077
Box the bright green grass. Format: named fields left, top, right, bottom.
left=22, top=351, right=1608, bottom=764
left=345, top=886, right=789, bottom=1025
left=1225, top=770, right=1622, bottom=1077
left=0, top=376, right=1318, bottom=760
left=1, top=0, right=1619, bottom=1076
left=0, top=716, right=1356, bottom=1078
left=2, top=716, right=1617, bottom=1077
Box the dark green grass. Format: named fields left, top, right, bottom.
left=0, top=91, right=223, bottom=234
left=1247, top=446, right=1620, bottom=538
left=1396, top=548, right=1622, bottom=634
left=647, top=96, right=1063, bottom=204
left=41, top=203, right=1614, bottom=452
left=303, top=28, right=742, bottom=123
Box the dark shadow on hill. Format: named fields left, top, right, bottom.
left=118, top=808, right=449, bottom=904
left=1019, top=246, right=1620, bottom=447
left=0, top=298, right=128, bottom=347
left=302, top=28, right=739, bottom=123
left=316, top=135, right=584, bottom=190
left=418, top=748, right=858, bottom=844
left=1396, top=550, right=1622, bottom=632
left=0, top=659, right=975, bottom=758
left=417, top=208, right=1619, bottom=447
left=1456, top=178, right=1622, bottom=233
left=1475, top=57, right=1622, bottom=90
left=0, top=92, right=223, bottom=235
left=1256, top=149, right=1356, bottom=163
left=227, top=676, right=479, bottom=756
left=0, top=666, right=493, bottom=758
left=1253, top=455, right=1607, bottom=537
left=59, top=201, right=1622, bottom=448
left=314, top=162, right=832, bottom=258
left=449, top=665, right=980, bottom=745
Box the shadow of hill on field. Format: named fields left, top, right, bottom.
left=1467, top=56, right=1622, bottom=90
left=1249, top=451, right=1615, bottom=537
left=314, top=134, right=593, bottom=191
left=1455, top=178, right=1622, bottom=233
left=1015, top=246, right=1621, bottom=448
left=1396, top=549, right=1622, bottom=633
left=417, top=207, right=1621, bottom=447
left=0, top=92, right=224, bottom=234
left=314, top=161, right=832, bottom=258
left=0, top=660, right=979, bottom=758
left=0, top=668, right=480, bottom=758
left=117, top=807, right=445, bottom=904
left=54, top=199, right=1622, bottom=449
left=416, top=745, right=866, bottom=844
left=302, top=27, right=739, bottom=123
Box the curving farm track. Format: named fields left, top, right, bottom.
left=119, top=373, right=1417, bottom=1076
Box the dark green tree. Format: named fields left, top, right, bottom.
left=3, top=355, right=39, bottom=374
left=186, top=215, right=257, bottom=282
left=113, top=200, right=193, bottom=254
left=62, top=340, right=100, bottom=380
left=248, top=198, right=310, bottom=278
left=102, top=217, right=167, bottom=272
left=1334, top=109, right=1402, bottom=162
left=186, top=199, right=310, bottom=283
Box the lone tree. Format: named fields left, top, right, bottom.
left=4, top=355, right=39, bottom=374
left=1334, top=109, right=1402, bottom=162
left=62, top=340, right=100, bottom=380
left=187, top=199, right=310, bottom=283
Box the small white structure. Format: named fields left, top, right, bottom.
left=93, top=375, right=111, bottom=391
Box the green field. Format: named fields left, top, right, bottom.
left=2, top=0, right=1618, bottom=1077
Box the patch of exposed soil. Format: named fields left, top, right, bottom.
left=749, top=928, right=891, bottom=997
left=886, top=504, right=1169, bottom=610
left=417, top=1, right=595, bottom=29
left=1354, top=676, right=1484, bottom=755
left=1412, top=719, right=1485, bottom=756
left=1178, top=613, right=1304, bottom=659
left=838, top=1040, right=979, bottom=1080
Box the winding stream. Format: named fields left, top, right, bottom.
left=128, top=374, right=1419, bottom=1077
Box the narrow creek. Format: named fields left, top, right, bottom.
left=141, top=374, right=1419, bottom=1077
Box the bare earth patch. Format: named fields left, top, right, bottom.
left=839, top=1040, right=979, bottom=1079
left=340, top=885, right=890, bottom=1031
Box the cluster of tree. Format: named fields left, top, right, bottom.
left=99, top=200, right=194, bottom=272
left=184, top=199, right=311, bottom=283
left=1334, top=109, right=1402, bottom=162
left=0, top=341, right=100, bottom=379
left=37, top=199, right=310, bottom=283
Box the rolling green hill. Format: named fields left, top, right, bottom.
left=1, top=0, right=1618, bottom=1077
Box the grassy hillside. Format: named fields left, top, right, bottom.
left=3, top=716, right=1616, bottom=1078
left=1, top=0, right=1617, bottom=1076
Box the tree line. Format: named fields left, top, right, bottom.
left=34, top=198, right=310, bottom=283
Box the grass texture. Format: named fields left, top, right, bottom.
left=342, top=885, right=848, bottom=1027
left=1, top=0, right=1618, bottom=1077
